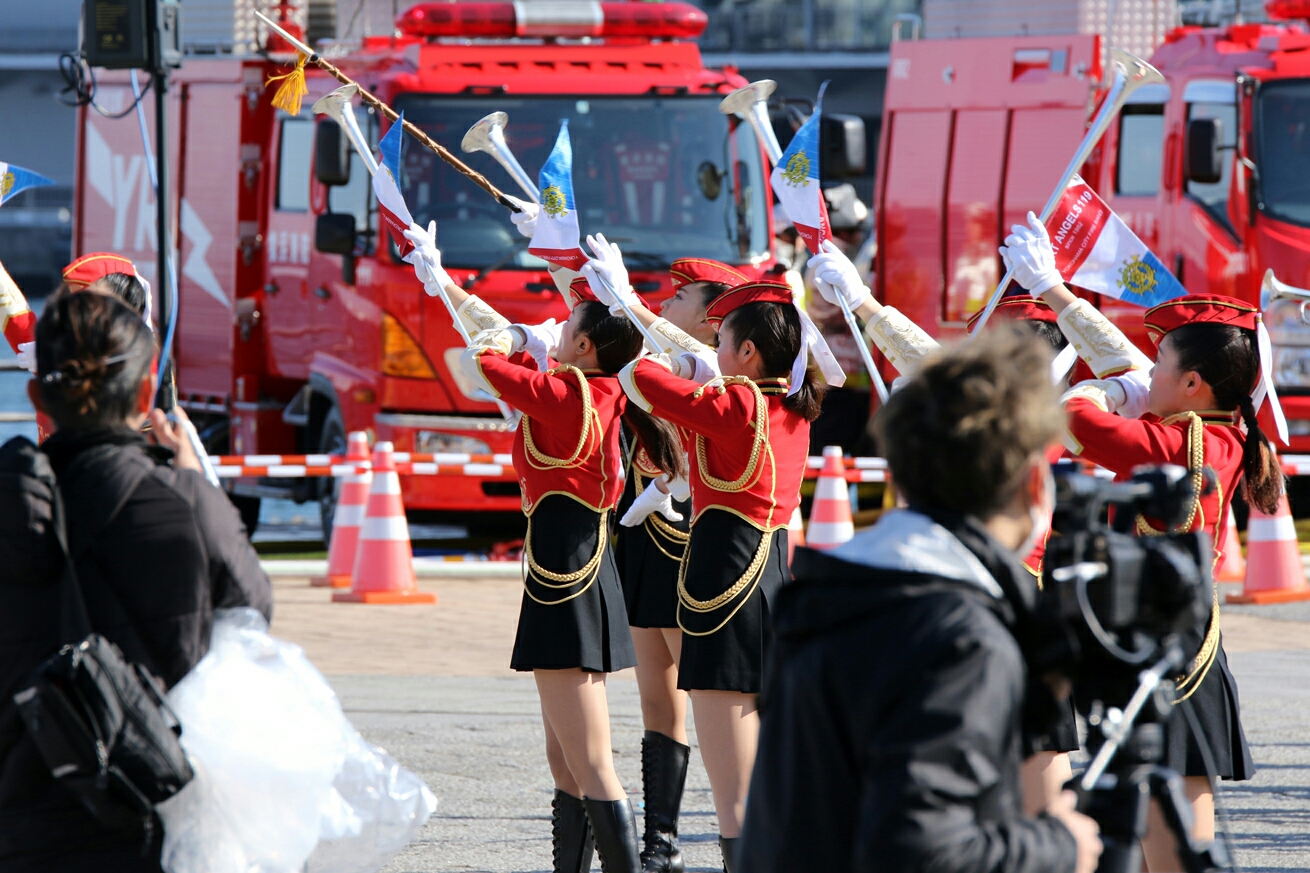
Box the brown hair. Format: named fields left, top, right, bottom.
left=722, top=301, right=826, bottom=421
left=876, top=324, right=1063, bottom=518
left=573, top=301, right=686, bottom=479
left=1166, top=324, right=1283, bottom=514
left=36, top=292, right=155, bottom=431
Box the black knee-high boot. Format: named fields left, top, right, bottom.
left=584, top=797, right=641, bottom=873
left=552, top=790, right=595, bottom=873
left=640, top=731, right=689, bottom=873
left=719, top=836, right=738, bottom=873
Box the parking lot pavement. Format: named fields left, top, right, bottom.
left=265, top=574, right=1310, bottom=872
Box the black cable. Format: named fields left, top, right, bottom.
left=1180, top=697, right=1241, bottom=872
left=57, top=52, right=154, bottom=119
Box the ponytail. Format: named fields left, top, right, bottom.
left=623, top=406, right=687, bottom=480
left=783, top=364, right=825, bottom=422
left=1238, top=397, right=1284, bottom=515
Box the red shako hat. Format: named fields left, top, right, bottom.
left=704, top=281, right=794, bottom=326
left=63, top=252, right=137, bottom=291
left=1143, top=294, right=1258, bottom=347
left=566, top=276, right=651, bottom=312
left=669, top=258, right=747, bottom=290
left=966, top=296, right=1058, bottom=333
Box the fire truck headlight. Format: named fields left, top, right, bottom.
left=1265, top=298, right=1310, bottom=389
left=382, top=313, right=438, bottom=379
left=415, top=432, right=492, bottom=455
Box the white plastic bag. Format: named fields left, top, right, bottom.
left=156, top=609, right=436, bottom=873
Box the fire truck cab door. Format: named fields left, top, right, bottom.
left=1174, top=78, right=1243, bottom=298
left=264, top=111, right=316, bottom=380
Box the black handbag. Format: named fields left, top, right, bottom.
left=11, top=460, right=193, bottom=836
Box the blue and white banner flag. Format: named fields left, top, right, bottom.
left=0, top=163, right=54, bottom=207
left=373, top=113, right=416, bottom=258
left=529, top=121, right=586, bottom=271
left=1046, top=175, right=1186, bottom=307
left=769, top=84, right=830, bottom=254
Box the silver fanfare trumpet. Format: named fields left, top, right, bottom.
left=971, top=49, right=1167, bottom=334
left=718, top=80, right=784, bottom=165
left=461, top=112, right=540, bottom=205
left=312, top=84, right=380, bottom=176
left=311, top=85, right=518, bottom=423
left=1263, top=269, right=1310, bottom=322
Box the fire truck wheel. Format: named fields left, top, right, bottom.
left=318, top=406, right=348, bottom=542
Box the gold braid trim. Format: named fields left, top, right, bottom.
left=522, top=365, right=598, bottom=471
left=1130, top=411, right=1220, bottom=701
left=693, top=376, right=769, bottom=494
left=677, top=527, right=773, bottom=637
left=522, top=511, right=608, bottom=606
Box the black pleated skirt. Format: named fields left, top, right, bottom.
left=676, top=509, right=788, bottom=694
left=614, top=468, right=691, bottom=629
left=510, top=495, right=637, bottom=673
left=1167, top=633, right=1254, bottom=781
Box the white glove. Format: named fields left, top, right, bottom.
left=619, top=478, right=684, bottom=527
left=1000, top=212, right=1064, bottom=296
left=402, top=221, right=455, bottom=296
left=807, top=240, right=874, bottom=312
left=508, top=197, right=539, bottom=239
left=582, top=233, right=637, bottom=314
left=15, top=341, right=35, bottom=375
left=513, top=319, right=563, bottom=371
left=1107, top=367, right=1152, bottom=419
left=666, top=474, right=690, bottom=503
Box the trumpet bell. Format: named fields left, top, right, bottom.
left=1108, top=48, right=1166, bottom=93
left=311, top=83, right=360, bottom=120
left=719, top=80, right=777, bottom=117
left=1262, top=267, right=1310, bottom=316
left=462, top=111, right=511, bottom=155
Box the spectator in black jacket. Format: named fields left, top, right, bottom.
left=738, top=326, right=1101, bottom=873
left=0, top=292, right=272, bottom=872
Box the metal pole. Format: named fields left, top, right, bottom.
left=154, top=69, right=174, bottom=410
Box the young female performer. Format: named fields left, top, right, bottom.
left=615, top=279, right=835, bottom=872
left=605, top=256, right=746, bottom=873
left=1003, top=214, right=1275, bottom=869
left=403, top=223, right=681, bottom=873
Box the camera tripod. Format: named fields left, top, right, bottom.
left=1075, top=649, right=1231, bottom=873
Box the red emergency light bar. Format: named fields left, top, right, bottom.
left=1267, top=0, right=1310, bottom=20
left=397, top=1, right=708, bottom=40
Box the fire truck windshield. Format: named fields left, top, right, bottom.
left=1257, top=80, right=1310, bottom=227
left=392, top=95, right=769, bottom=269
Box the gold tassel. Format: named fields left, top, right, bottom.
left=266, top=52, right=310, bottom=116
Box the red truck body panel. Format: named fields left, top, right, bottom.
left=876, top=24, right=1310, bottom=450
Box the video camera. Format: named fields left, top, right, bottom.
left=1036, top=463, right=1230, bottom=873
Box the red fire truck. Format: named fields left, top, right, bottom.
left=72, top=3, right=777, bottom=532
left=875, top=7, right=1310, bottom=473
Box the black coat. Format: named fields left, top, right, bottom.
left=0, top=429, right=273, bottom=870
left=738, top=508, right=1077, bottom=873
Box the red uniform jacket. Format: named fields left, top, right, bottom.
left=1066, top=398, right=1242, bottom=567
left=474, top=350, right=626, bottom=514
left=622, top=359, right=809, bottom=531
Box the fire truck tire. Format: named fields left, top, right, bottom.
left=317, top=405, right=348, bottom=542
left=228, top=494, right=261, bottom=540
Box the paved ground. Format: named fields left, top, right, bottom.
left=265, top=574, right=1310, bottom=873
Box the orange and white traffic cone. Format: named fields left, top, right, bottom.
left=1214, top=506, right=1246, bottom=584
left=312, top=431, right=371, bottom=589
left=786, top=506, right=805, bottom=567
left=1226, top=491, right=1310, bottom=605
left=805, top=446, right=854, bottom=550
left=333, top=441, right=436, bottom=605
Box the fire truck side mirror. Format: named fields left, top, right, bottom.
left=315, top=122, right=351, bottom=187
left=820, top=114, right=867, bottom=179
left=1186, top=118, right=1223, bottom=186
left=315, top=213, right=357, bottom=256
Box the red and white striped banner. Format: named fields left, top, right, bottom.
left=208, top=452, right=516, bottom=479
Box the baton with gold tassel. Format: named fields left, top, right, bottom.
left=254, top=11, right=523, bottom=214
